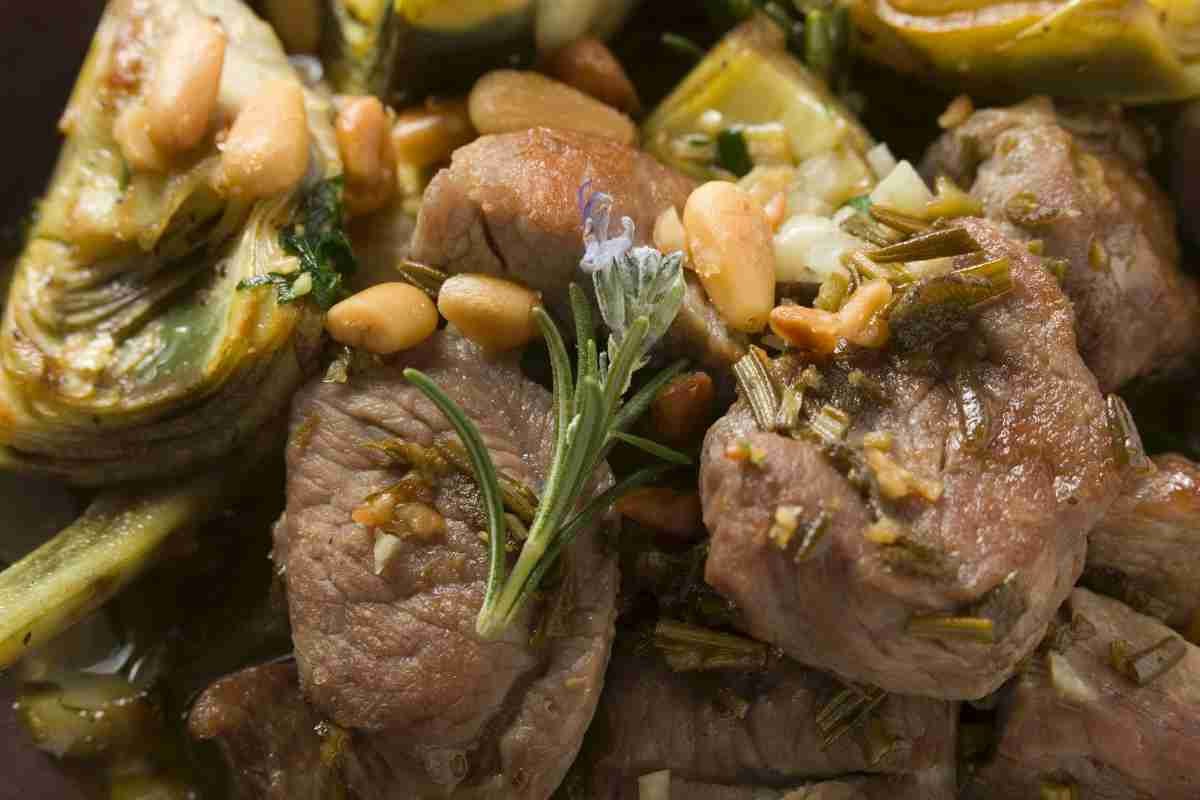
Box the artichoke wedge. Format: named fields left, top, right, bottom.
left=323, top=0, right=640, bottom=97
left=0, top=0, right=344, bottom=485
left=641, top=14, right=873, bottom=181
left=846, top=0, right=1200, bottom=104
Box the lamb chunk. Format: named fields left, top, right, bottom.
left=581, top=645, right=957, bottom=800
left=923, top=97, right=1200, bottom=390
left=276, top=330, right=618, bottom=798
left=1084, top=453, right=1200, bottom=634
left=411, top=127, right=744, bottom=368
left=190, top=662, right=338, bottom=800
left=699, top=218, right=1121, bottom=699
left=962, top=589, right=1200, bottom=799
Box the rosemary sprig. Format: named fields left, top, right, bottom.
left=406, top=217, right=689, bottom=637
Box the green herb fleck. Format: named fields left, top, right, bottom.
left=237, top=177, right=358, bottom=310
left=716, top=128, right=754, bottom=177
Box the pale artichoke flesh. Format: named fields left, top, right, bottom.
left=846, top=0, right=1200, bottom=104
left=0, top=0, right=343, bottom=484
left=641, top=14, right=874, bottom=182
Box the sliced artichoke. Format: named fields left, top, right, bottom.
left=323, top=0, right=640, bottom=96
left=641, top=14, right=873, bottom=182
left=0, top=0, right=344, bottom=485
left=846, top=0, right=1200, bottom=104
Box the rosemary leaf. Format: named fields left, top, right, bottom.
left=612, top=431, right=693, bottom=466
left=869, top=227, right=980, bottom=263
left=733, top=352, right=780, bottom=432
left=906, top=614, right=996, bottom=644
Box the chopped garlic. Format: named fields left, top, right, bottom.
left=373, top=533, right=402, bottom=575
left=870, top=161, right=934, bottom=218
left=866, top=142, right=898, bottom=180
left=1048, top=651, right=1097, bottom=704
left=773, top=214, right=863, bottom=284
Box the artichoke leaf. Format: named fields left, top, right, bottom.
left=846, top=0, right=1200, bottom=103
left=0, top=423, right=283, bottom=671
left=323, top=0, right=640, bottom=97
left=0, top=0, right=342, bottom=484
left=641, top=14, right=873, bottom=182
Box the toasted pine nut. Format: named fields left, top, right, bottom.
left=653, top=207, right=687, bottom=255
left=545, top=37, right=641, bottom=115
left=769, top=278, right=893, bottom=353
left=326, top=282, right=438, bottom=354
left=392, top=99, right=475, bottom=169
left=468, top=70, right=637, bottom=146
left=682, top=181, right=777, bottom=333
left=263, top=0, right=322, bottom=53
left=649, top=371, right=715, bottom=445
left=220, top=78, right=311, bottom=199
left=336, top=96, right=397, bottom=216
left=147, top=17, right=226, bottom=155
left=113, top=102, right=168, bottom=172
left=437, top=274, right=540, bottom=352
left=616, top=488, right=702, bottom=539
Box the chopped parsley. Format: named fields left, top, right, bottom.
left=716, top=128, right=754, bottom=177
left=238, top=177, right=357, bottom=311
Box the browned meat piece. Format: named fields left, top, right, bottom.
left=275, top=330, right=618, bottom=798
left=699, top=219, right=1121, bottom=699
left=962, top=589, right=1200, bottom=799
left=580, top=645, right=957, bottom=800
left=190, top=662, right=338, bottom=800
left=1084, top=453, right=1200, bottom=634
left=411, top=127, right=745, bottom=368
left=923, top=97, right=1200, bottom=391
left=1173, top=101, right=1200, bottom=247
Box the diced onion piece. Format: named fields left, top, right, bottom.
left=1048, top=651, right=1097, bottom=704
left=373, top=533, right=403, bottom=576
left=773, top=214, right=863, bottom=284
left=870, top=160, right=934, bottom=218
left=792, top=146, right=875, bottom=211
left=638, top=770, right=672, bottom=800
left=866, top=142, right=898, bottom=181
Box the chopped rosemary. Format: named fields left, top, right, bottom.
left=816, top=684, right=887, bottom=749
left=841, top=211, right=907, bottom=247
left=907, top=614, right=996, bottom=644
left=1110, top=636, right=1187, bottom=686
left=813, top=271, right=850, bottom=312
left=775, top=386, right=804, bottom=434
left=395, top=258, right=448, bottom=299
left=733, top=351, right=780, bottom=431
left=869, top=203, right=931, bottom=235
left=406, top=193, right=689, bottom=637
left=809, top=404, right=851, bottom=443
left=925, top=176, right=983, bottom=219
left=653, top=619, right=771, bottom=672
left=868, top=227, right=980, bottom=263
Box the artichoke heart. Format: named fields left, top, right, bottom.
left=0, top=0, right=342, bottom=485
left=324, top=0, right=640, bottom=97
left=641, top=14, right=873, bottom=182
left=846, top=0, right=1200, bottom=103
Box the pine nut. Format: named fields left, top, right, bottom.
left=770, top=278, right=893, bottom=353
left=391, top=99, right=475, bottom=169
left=220, top=78, right=311, bottom=200
left=325, top=282, right=438, bottom=354
left=545, top=37, right=640, bottom=114
left=468, top=70, right=637, bottom=146
left=147, top=17, right=226, bottom=155
left=336, top=96, right=396, bottom=216
left=682, top=181, right=777, bottom=333
left=437, top=274, right=540, bottom=352
left=262, top=0, right=322, bottom=53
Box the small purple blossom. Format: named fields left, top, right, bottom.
left=579, top=182, right=634, bottom=275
